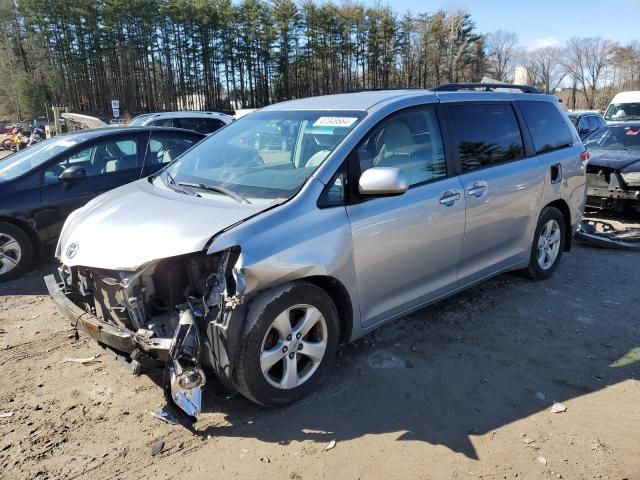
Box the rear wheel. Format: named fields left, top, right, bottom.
left=524, top=206, right=565, bottom=280
left=1, top=138, right=12, bottom=151
left=234, top=282, right=340, bottom=407
left=0, top=222, right=33, bottom=282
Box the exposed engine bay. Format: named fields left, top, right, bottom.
left=54, top=248, right=241, bottom=422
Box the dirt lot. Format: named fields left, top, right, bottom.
left=1, top=227, right=640, bottom=479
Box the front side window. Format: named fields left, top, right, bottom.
left=42, top=138, right=139, bottom=184
left=519, top=101, right=573, bottom=154
left=588, top=116, right=599, bottom=131
left=447, top=103, right=524, bottom=171
left=356, top=107, right=446, bottom=186
left=577, top=116, right=589, bottom=132
left=163, top=110, right=364, bottom=202
left=0, top=136, right=83, bottom=182
left=585, top=125, right=640, bottom=151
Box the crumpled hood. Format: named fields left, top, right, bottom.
left=57, top=178, right=268, bottom=270
left=588, top=149, right=640, bottom=170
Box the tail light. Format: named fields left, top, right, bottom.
left=580, top=151, right=589, bottom=162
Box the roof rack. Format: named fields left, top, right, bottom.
left=432, top=83, right=540, bottom=94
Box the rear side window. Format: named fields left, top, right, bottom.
left=519, top=101, right=573, bottom=154
left=588, top=116, right=599, bottom=131
left=446, top=104, right=524, bottom=172
left=178, top=118, right=225, bottom=134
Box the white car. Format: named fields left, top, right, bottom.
left=128, top=111, right=233, bottom=134
left=604, top=91, right=640, bottom=123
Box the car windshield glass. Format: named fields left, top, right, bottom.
left=604, top=102, right=640, bottom=121
left=128, top=115, right=152, bottom=126
left=163, top=110, right=365, bottom=201
left=584, top=126, right=640, bottom=150
left=0, top=136, right=83, bottom=182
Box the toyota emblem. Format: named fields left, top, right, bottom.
left=66, top=242, right=79, bottom=259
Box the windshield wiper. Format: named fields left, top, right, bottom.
left=160, top=170, right=200, bottom=197
left=177, top=181, right=251, bottom=204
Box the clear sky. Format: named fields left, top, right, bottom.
left=379, top=0, right=640, bottom=48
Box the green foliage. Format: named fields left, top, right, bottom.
left=0, top=0, right=488, bottom=117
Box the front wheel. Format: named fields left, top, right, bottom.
left=234, top=282, right=340, bottom=407
left=524, top=206, right=565, bottom=280
left=1, top=138, right=12, bottom=151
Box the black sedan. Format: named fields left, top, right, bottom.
left=567, top=111, right=607, bottom=140
left=0, top=127, right=205, bottom=280
left=584, top=122, right=640, bottom=214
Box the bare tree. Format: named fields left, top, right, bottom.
left=563, top=37, right=615, bottom=109
left=485, top=30, right=519, bottom=81
left=526, top=46, right=566, bottom=94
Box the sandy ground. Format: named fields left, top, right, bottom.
left=0, top=236, right=639, bottom=479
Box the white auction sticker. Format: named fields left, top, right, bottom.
left=313, top=116, right=358, bottom=127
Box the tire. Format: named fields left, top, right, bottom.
left=234, top=281, right=340, bottom=407
left=1, top=139, right=12, bottom=151
left=0, top=221, right=33, bottom=282
left=524, top=206, right=565, bottom=280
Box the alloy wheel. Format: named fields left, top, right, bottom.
left=537, top=219, right=561, bottom=270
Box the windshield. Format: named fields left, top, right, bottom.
left=604, top=102, right=640, bottom=121
left=128, top=115, right=152, bottom=126
left=0, top=136, right=84, bottom=182
left=162, top=110, right=364, bottom=201
left=584, top=125, right=640, bottom=151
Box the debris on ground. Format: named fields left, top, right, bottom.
left=549, top=402, right=567, bottom=414
left=576, top=219, right=640, bottom=249
left=151, top=440, right=164, bottom=456
left=59, top=353, right=101, bottom=365
left=0, top=411, right=14, bottom=418
left=150, top=408, right=180, bottom=425
left=324, top=439, right=337, bottom=451
left=537, top=456, right=548, bottom=465
left=522, top=437, right=536, bottom=445
left=260, top=456, right=271, bottom=463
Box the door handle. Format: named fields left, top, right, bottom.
left=439, top=190, right=461, bottom=206
left=466, top=182, right=488, bottom=198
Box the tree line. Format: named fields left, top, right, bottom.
left=0, top=0, right=639, bottom=120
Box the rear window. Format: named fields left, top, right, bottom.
left=519, top=101, right=574, bottom=154
left=446, top=103, right=524, bottom=172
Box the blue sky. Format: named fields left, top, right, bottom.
left=382, top=0, right=640, bottom=48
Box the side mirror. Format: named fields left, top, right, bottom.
left=358, top=167, right=409, bottom=196
left=59, top=165, right=87, bottom=182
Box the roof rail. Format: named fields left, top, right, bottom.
left=432, top=83, right=541, bottom=94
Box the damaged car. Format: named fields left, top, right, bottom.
left=584, top=122, right=640, bottom=214
left=46, top=84, right=587, bottom=420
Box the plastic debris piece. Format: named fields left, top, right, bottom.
left=537, top=456, right=547, bottom=466
left=59, top=354, right=101, bottom=365
left=0, top=411, right=14, bottom=418
left=522, top=437, right=535, bottom=445
left=549, top=402, right=567, bottom=413
left=150, top=409, right=179, bottom=425
left=325, top=439, right=336, bottom=451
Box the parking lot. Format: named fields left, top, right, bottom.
left=1, top=240, right=638, bottom=479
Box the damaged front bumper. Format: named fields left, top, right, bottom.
left=44, top=247, right=245, bottom=422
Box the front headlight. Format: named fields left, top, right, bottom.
left=621, top=171, right=640, bottom=186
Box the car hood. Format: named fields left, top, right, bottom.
left=588, top=149, right=640, bottom=170
left=57, top=178, right=269, bottom=270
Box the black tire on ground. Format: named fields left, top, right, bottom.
left=0, top=221, right=33, bottom=282
left=524, top=206, right=566, bottom=280
left=1, top=138, right=13, bottom=151
left=234, top=281, right=340, bottom=408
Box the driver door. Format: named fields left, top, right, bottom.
left=37, top=134, right=142, bottom=242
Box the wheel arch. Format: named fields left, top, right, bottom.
left=300, top=275, right=354, bottom=344
left=544, top=199, right=572, bottom=251
left=0, top=215, right=41, bottom=258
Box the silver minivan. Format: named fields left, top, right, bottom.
left=46, top=84, right=587, bottom=420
